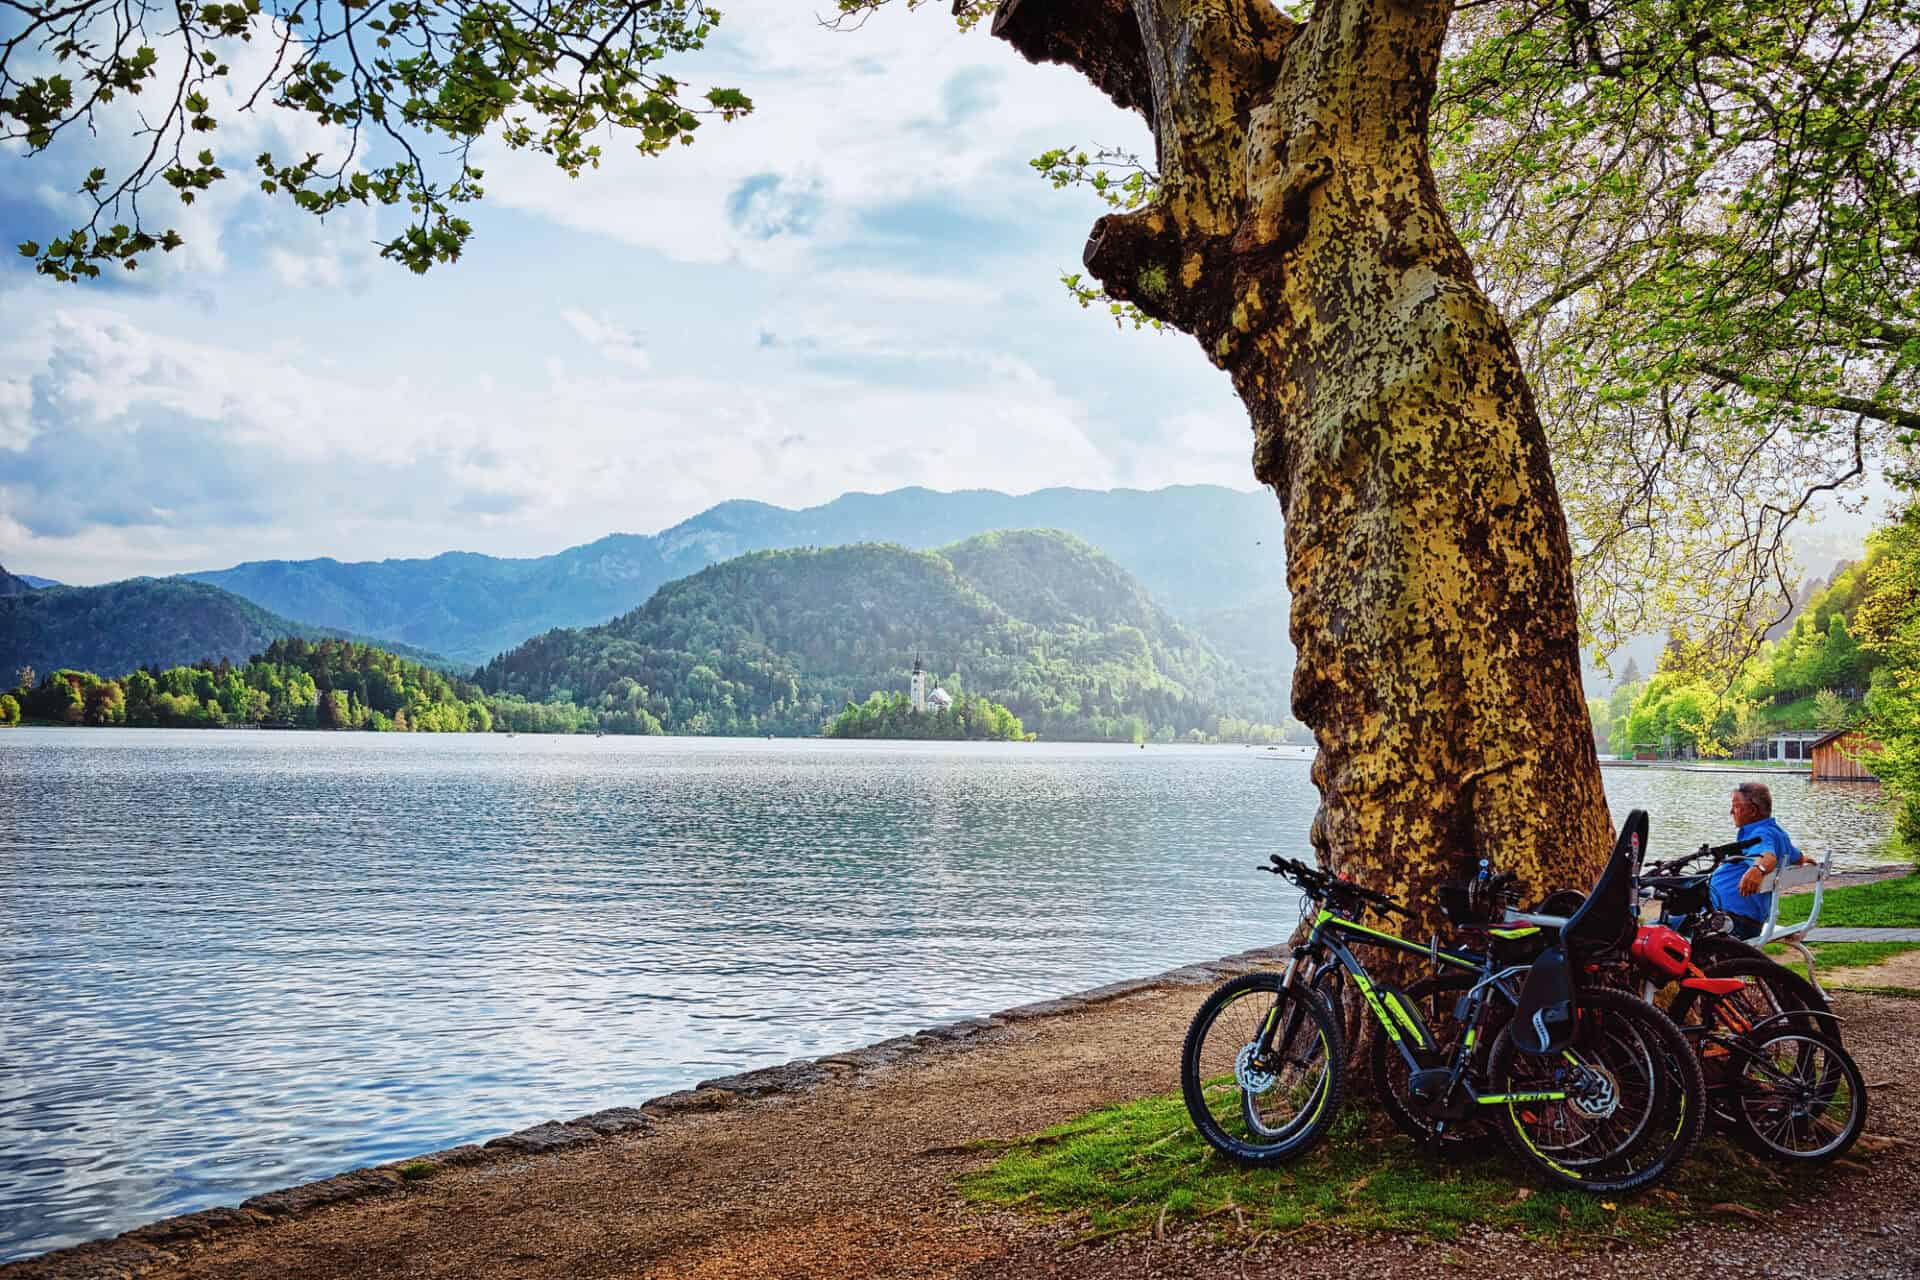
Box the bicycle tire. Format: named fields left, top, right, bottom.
left=1725, top=1027, right=1866, bottom=1164
left=1181, top=971, right=1345, bottom=1164
left=1669, top=955, right=1833, bottom=1130
left=1487, top=987, right=1705, bottom=1194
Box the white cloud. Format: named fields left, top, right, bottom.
left=476, top=0, right=1147, bottom=272
left=0, top=0, right=1271, bottom=588
left=269, top=249, right=347, bottom=290
left=561, top=309, right=652, bottom=369
left=0, top=379, right=31, bottom=451
left=0, top=300, right=1124, bottom=581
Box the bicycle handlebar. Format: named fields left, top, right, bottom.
left=1262, top=854, right=1414, bottom=918
left=1642, top=835, right=1760, bottom=878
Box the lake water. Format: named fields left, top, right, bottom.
left=0, top=730, right=1898, bottom=1259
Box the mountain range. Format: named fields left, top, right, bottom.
left=0, top=578, right=448, bottom=679
left=475, top=530, right=1291, bottom=739
left=180, top=486, right=1293, bottom=668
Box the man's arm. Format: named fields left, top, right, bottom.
left=1737, top=832, right=1783, bottom=897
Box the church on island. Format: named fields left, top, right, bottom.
left=909, top=656, right=952, bottom=714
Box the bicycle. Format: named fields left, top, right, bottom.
left=1180, top=820, right=1706, bottom=1193
left=1429, top=822, right=1863, bottom=1164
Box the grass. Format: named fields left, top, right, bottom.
left=959, top=1094, right=1816, bottom=1248
left=396, top=1160, right=437, bottom=1181
left=1780, top=870, right=1920, bottom=929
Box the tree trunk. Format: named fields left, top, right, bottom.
left=992, top=0, right=1615, bottom=933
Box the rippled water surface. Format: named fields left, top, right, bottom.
left=0, top=730, right=1897, bottom=1258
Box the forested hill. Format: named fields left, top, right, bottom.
left=0, top=578, right=448, bottom=678
left=186, top=485, right=1290, bottom=666
left=474, top=531, right=1294, bottom=741
left=0, top=564, right=34, bottom=598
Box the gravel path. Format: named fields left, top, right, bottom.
left=7, top=978, right=1916, bottom=1280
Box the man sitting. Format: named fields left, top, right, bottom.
left=1712, top=781, right=1804, bottom=940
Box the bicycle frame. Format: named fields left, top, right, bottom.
left=1278, top=906, right=1565, bottom=1110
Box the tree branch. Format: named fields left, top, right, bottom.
left=1697, top=364, right=1920, bottom=434
left=988, top=0, right=1154, bottom=121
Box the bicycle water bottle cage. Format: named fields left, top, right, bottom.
left=1512, top=943, right=1575, bottom=1056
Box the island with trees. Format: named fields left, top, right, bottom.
left=823, top=690, right=1027, bottom=742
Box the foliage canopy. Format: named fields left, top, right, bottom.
left=3, top=0, right=750, bottom=277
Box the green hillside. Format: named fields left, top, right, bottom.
left=0, top=578, right=449, bottom=679
left=474, top=531, right=1294, bottom=742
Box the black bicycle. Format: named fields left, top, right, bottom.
left=1180, top=819, right=1706, bottom=1193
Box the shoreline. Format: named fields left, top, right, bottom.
left=0, top=945, right=1294, bottom=1278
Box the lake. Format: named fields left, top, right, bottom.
left=0, top=730, right=1898, bottom=1259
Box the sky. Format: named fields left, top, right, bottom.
left=0, top=1, right=1892, bottom=590
left=0, top=1, right=1257, bottom=586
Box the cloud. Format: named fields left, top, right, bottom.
left=0, top=299, right=1129, bottom=582
left=561, top=310, right=652, bottom=370
left=0, top=378, right=30, bottom=451
left=474, top=0, right=1146, bottom=274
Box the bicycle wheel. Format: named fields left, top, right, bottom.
left=1726, top=1029, right=1866, bottom=1164
left=1487, top=988, right=1705, bottom=1194
left=1181, top=971, right=1344, bottom=1164
left=1369, top=972, right=1488, bottom=1151
left=1669, top=956, right=1831, bottom=1130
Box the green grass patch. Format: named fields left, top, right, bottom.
left=1766, top=940, right=1920, bottom=969
left=960, top=1093, right=1812, bottom=1248
left=395, top=1160, right=437, bottom=1181
left=1781, top=871, right=1920, bottom=929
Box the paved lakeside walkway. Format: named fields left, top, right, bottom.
left=1809, top=927, right=1920, bottom=942
left=9, top=962, right=1918, bottom=1280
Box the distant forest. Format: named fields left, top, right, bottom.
left=2, top=640, right=492, bottom=732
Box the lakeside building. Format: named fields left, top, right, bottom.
left=1810, top=728, right=1882, bottom=782
left=1735, top=729, right=1830, bottom=763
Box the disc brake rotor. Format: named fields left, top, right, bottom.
left=1568, top=1064, right=1620, bottom=1119
left=1235, top=1041, right=1276, bottom=1094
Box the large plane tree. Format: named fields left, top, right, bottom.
left=7, top=0, right=1915, bottom=909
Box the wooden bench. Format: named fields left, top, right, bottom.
left=1755, top=850, right=1833, bottom=993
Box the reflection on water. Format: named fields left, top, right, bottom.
left=0, top=731, right=1896, bottom=1259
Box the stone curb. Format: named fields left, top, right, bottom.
left=1, top=946, right=1292, bottom=1280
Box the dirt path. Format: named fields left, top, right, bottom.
left=10, top=967, right=1919, bottom=1280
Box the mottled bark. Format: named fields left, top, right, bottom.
left=993, top=0, right=1614, bottom=932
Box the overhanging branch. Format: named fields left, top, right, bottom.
left=1697, top=364, right=1920, bottom=433
left=989, top=0, right=1153, bottom=121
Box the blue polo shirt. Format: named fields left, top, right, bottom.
left=1710, top=816, right=1803, bottom=923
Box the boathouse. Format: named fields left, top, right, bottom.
left=1810, top=728, right=1881, bottom=782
